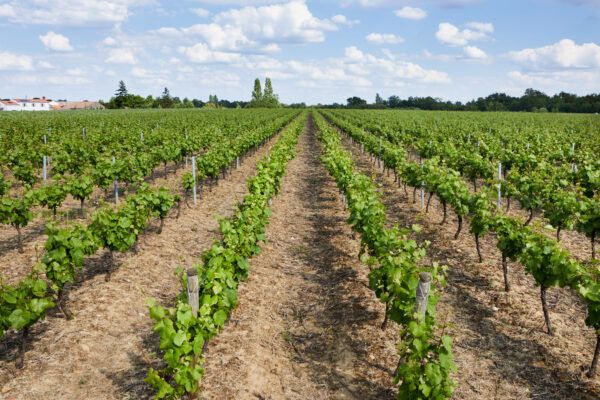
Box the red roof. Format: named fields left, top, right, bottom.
left=0, top=100, right=19, bottom=105
left=14, top=98, right=50, bottom=103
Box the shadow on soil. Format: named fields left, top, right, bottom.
left=341, top=129, right=599, bottom=400
left=282, top=115, right=396, bottom=399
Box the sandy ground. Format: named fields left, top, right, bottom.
left=0, top=133, right=281, bottom=400
left=199, top=116, right=399, bottom=400
left=336, top=126, right=600, bottom=400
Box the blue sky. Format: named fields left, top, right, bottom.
left=0, top=0, right=599, bottom=105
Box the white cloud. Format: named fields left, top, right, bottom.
left=436, top=22, right=493, bottom=46
left=103, top=37, right=118, bottom=46
left=507, top=39, right=600, bottom=69
left=212, top=1, right=337, bottom=43
left=342, top=46, right=450, bottom=83
left=183, top=23, right=251, bottom=51
left=464, top=22, right=493, bottom=33
left=394, top=6, right=427, bottom=20
left=463, top=45, right=487, bottom=59
left=38, top=61, right=55, bottom=69
left=508, top=70, right=556, bottom=86
left=344, top=0, right=477, bottom=7
left=39, top=31, right=74, bottom=52
left=192, top=8, right=210, bottom=18
left=331, top=14, right=359, bottom=26
left=0, top=0, right=153, bottom=26
left=506, top=69, right=600, bottom=94
left=179, top=43, right=241, bottom=63
left=0, top=51, right=33, bottom=71
left=105, top=48, right=137, bottom=64
left=131, top=67, right=151, bottom=78
left=366, top=33, right=404, bottom=45
left=0, top=4, right=16, bottom=17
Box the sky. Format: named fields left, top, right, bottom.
left=0, top=0, right=599, bottom=105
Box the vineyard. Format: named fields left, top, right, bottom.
left=0, top=109, right=599, bottom=399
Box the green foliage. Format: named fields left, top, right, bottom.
left=0, top=272, right=54, bottom=337
left=314, top=112, right=455, bottom=400
left=68, top=174, right=95, bottom=205
left=0, top=194, right=34, bottom=230
left=145, top=113, right=305, bottom=399
left=248, top=77, right=280, bottom=108
left=34, top=180, right=68, bottom=216
left=42, top=223, right=98, bottom=292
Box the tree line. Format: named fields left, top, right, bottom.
left=103, top=79, right=280, bottom=110
left=102, top=81, right=600, bottom=113
left=336, top=89, right=600, bottom=113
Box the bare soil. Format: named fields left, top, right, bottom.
left=338, top=129, right=600, bottom=400
left=199, top=116, right=399, bottom=400
left=0, top=134, right=280, bottom=400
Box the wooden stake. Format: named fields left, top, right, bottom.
left=187, top=268, right=199, bottom=317
left=414, top=273, right=431, bottom=321
left=192, top=156, right=197, bottom=206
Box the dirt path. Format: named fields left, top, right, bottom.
left=0, top=133, right=282, bottom=400
left=336, top=126, right=600, bottom=399
left=199, top=116, right=398, bottom=400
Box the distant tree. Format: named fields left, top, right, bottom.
left=264, top=78, right=274, bottom=99
left=160, top=87, right=173, bottom=109
left=347, top=96, right=368, bottom=108
left=248, top=77, right=279, bottom=108
left=262, top=77, right=280, bottom=107
left=182, top=97, right=194, bottom=108
left=192, top=99, right=205, bottom=108
left=375, top=93, right=383, bottom=104
left=114, top=80, right=128, bottom=109
left=250, top=78, right=263, bottom=105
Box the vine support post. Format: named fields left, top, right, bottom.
left=112, top=156, right=118, bottom=204
left=43, top=156, right=47, bottom=183
left=192, top=156, right=197, bottom=206
left=414, top=273, right=431, bottom=321
left=186, top=268, right=199, bottom=318
left=497, top=162, right=502, bottom=210
left=378, top=137, right=382, bottom=169
left=501, top=255, right=510, bottom=291
left=236, top=156, right=240, bottom=169
left=82, top=127, right=86, bottom=140
left=419, top=159, right=424, bottom=210
left=592, top=231, right=596, bottom=260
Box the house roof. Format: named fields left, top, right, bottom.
left=0, top=100, right=19, bottom=105
left=58, top=101, right=105, bottom=109
left=14, top=98, right=50, bottom=103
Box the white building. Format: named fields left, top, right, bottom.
left=0, top=100, right=22, bottom=111
left=0, top=97, right=52, bottom=111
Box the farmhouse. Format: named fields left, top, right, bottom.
left=56, top=100, right=105, bottom=110
left=0, top=100, right=21, bottom=111
left=0, top=97, right=51, bottom=111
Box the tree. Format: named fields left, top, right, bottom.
left=347, top=96, right=368, bottom=108
left=248, top=77, right=279, bottom=108
left=114, top=81, right=128, bottom=109
left=264, top=78, right=273, bottom=99
left=262, top=77, right=279, bottom=107
left=252, top=78, right=262, bottom=103
left=160, top=87, right=173, bottom=109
